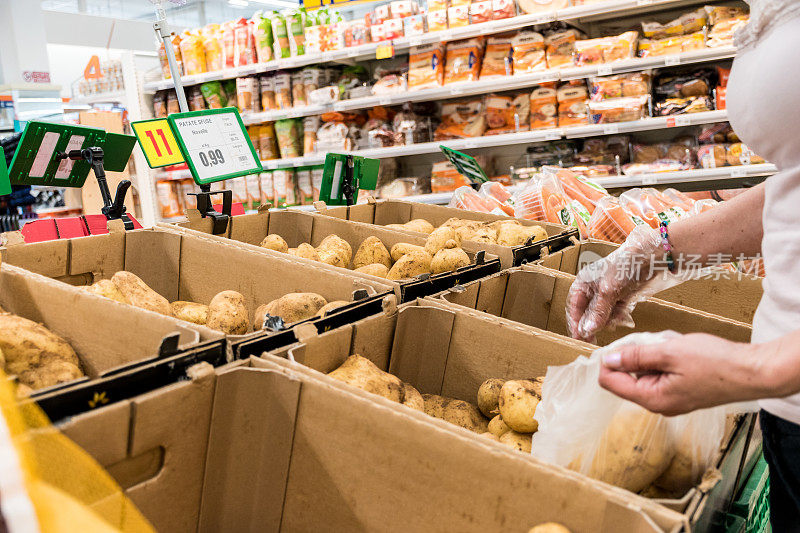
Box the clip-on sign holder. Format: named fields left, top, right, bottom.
left=319, top=153, right=380, bottom=207
left=189, top=185, right=232, bottom=235
left=439, top=145, right=489, bottom=190
left=55, top=147, right=134, bottom=230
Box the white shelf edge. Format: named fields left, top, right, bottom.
left=594, top=164, right=777, bottom=188
left=69, top=90, right=127, bottom=105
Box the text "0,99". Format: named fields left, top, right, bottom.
left=198, top=149, right=225, bottom=167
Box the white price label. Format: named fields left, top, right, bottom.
left=597, top=65, right=613, bottom=76
left=731, top=167, right=746, bottom=178
left=464, top=140, right=478, bottom=149
left=535, top=12, right=556, bottom=24
left=441, top=32, right=454, bottom=42
left=450, top=86, right=464, bottom=95
left=665, top=55, right=682, bottom=66
left=602, top=124, right=620, bottom=134
left=321, top=52, right=333, bottom=62
left=545, top=131, right=561, bottom=141
left=379, top=96, right=392, bottom=105
left=409, top=38, right=422, bottom=47
left=641, top=176, right=658, bottom=185
left=172, top=110, right=260, bottom=182
left=347, top=49, right=360, bottom=58
left=637, top=0, right=653, bottom=5
left=675, top=116, right=691, bottom=127
left=333, top=102, right=346, bottom=112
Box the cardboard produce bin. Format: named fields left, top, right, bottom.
left=318, top=198, right=577, bottom=267
left=60, top=356, right=685, bottom=533
left=0, top=226, right=393, bottom=359
left=164, top=209, right=502, bottom=302
left=538, top=240, right=764, bottom=324
left=263, top=299, right=756, bottom=529
left=433, top=264, right=752, bottom=346
left=0, top=263, right=225, bottom=420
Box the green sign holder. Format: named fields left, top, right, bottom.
left=439, top=145, right=489, bottom=185
left=0, top=150, right=10, bottom=196
left=319, top=153, right=379, bottom=206
left=4, top=121, right=137, bottom=229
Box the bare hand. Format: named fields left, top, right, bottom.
left=598, top=333, right=760, bottom=416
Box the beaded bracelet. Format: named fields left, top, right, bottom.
left=659, top=221, right=676, bottom=273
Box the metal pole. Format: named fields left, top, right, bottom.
left=152, top=3, right=189, bottom=113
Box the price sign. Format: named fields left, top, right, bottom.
left=167, top=108, right=262, bottom=185
left=131, top=118, right=184, bottom=168
left=375, top=43, right=395, bottom=60
left=0, top=148, right=10, bottom=196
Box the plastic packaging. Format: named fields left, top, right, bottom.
left=291, top=71, right=307, bottom=106
left=408, top=44, right=445, bottom=90
left=492, top=0, right=516, bottom=19
left=273, top=72, right=292, bottom=108
left=544, top=29, right=580, bottom=69
left=234, top=18, right=257, bottom=66
left=434, top=98, right=487, bottom=140
left=587, top=196, right=640, bottom=243
left=574, top=31, right=638, bottom=65
left=530, top=85, right=558, bottom=129
left=274, top=118, right=303, bottom=158
left=203, top=26, right=224, bottom=72
left=590, top=72, right=651, bottom=101
left=479, top=36, right=513, bottom=79
left=532, top=331, right=732, bottom=496
left=557, top=168, right=609, bottom=214
left=512, top=31, right=547, bottom=73
left=587, top=95, right=648, bottom=124
left=253, top=14, right=275, bottom=63
left=557, top=83, right=589, bottom=126
left=479, top=181, right=515, bottom=216
left=448, top=186, right=492, bottom=212
left=236, top=76, right=260, bottom=113
left=201, top=81, right=228, bottom=108
left=512, top=171, right=575, bottom=226
left=470, top=1, right=493, bottom=24
left=271, top=13, right=291, bottom=58
left=444, top=38, right=484, bottom=84
left=447, top=4, right=470, bottom=27
left=179, top=31, right=207, bottom=75
left=485, top=94, right=525, bottom=135
left=639, top=31, right=705, bottom=57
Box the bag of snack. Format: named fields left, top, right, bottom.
left=311, top=167, right=324, bottom=200
left=274, top=71, right=293, bottom=109
left=179, top=31, right=207, bottom=76
left=203, top=25, right=224, bottom=71
left=260, top=172, right=275, bottom=206
left=253, top=12, right=275, bottom=63
left=157, top=180, right=182, bottom=218
left=236, top=77, right=260, bottom=113
left=285, top=9, right=307, bottom=56
left=292, top=71, right=307, bottom=106
left=234, top=18, right=257, bottom=66
left=158, top=33, right=183, bottom=79
left=271, top=13, right=291, bottom=58
left=512, top=31, right=546, bottom=74
left=479, top=35, right=513, bottom=79
left=297, top=169, right=314, bottom=204
left=444, top=38, right=484, bottom=85
left=408, top=44, right=445, bottom=90
left=274, top=169, right=297, bottom=207
left=274, top=119, right=303, bottom=158
left=470, top=1, right=493, bottom=24
left=530, top=84, right=558, bottom=129
left=303, top=115, right=320, bottom=154
left=427, top=9, right=448, bottom=32
left=259, top=123, right=280, bottom=160
left=200, top=81, right=228, bottom=109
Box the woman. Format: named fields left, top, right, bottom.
left=567, top=2, right=800, bottom=528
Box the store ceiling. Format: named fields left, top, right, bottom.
left=41, top=0, right=301, bottom=26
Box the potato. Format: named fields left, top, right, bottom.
left=18, top=360, right=84, bottom=390
left=430, top=247, right=470, bottom=274
left=470, top=226, right=498, bottom=244
left=0, top=314, right=83, bottom=385
left=328, top=354, right=404, bottom=403
left=170, top=301, right=209, bottom=325
left=259, top=234, right=289, bottom=253
left=354, top=263, right=389, bottom=278
left=585, top=410, right=673, bottom=493
left=0, top=346, right=4, bottom=369
left=653, top=422, right=706, bottom=495
left=316, top=300, right=349, bottom=317
left=424, top=226, right=461, bottom=255
left=403, top=219, right=435, bottom=234
left=387, top=250, right=433, bottom=280
left=317, top=235, right=353, bottom=267
left=499, top=430, right=532, bottom=453
left=488, top=415, right=511, bottom=437
left=259, top=292, right=327, bottom=326
left=353, top=236, right=392, bottom=269
left=402, top=382, right=425, bottom=411
left=386, top=223, right=408, bottom=231
left=477, top=378, right=506, bottom=417
left=16, top=383, right=33, bottom=398
left=422, top=394, right=489, bottom=433
left=528, top=523, right=572, bottom=533
left=497, top=223, right=547, bottom=247
left=480, top=432, right=500, bottom=441
left=498, top=379, right=543, bottom=433
left=441, top=218, right=479, bottom=230
left=111, top=271, right=172, bottom=316
left=85, top=279, right=128, bottom=304
left=390, top=243, right=426, bottom=262
left=454, top=225, right=478, bottom=242
left=288, top=243, right=320, bottom=261
left=206, top=291, right=249, bottom=334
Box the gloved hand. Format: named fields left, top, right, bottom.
left=567, top=225, right=684, bottom=342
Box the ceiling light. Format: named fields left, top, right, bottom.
left=228, top=0, right=249, bottom=6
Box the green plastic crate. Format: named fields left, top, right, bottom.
left=726, top=455, right=771, bottom=533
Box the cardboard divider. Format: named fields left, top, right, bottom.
left=432, top=265, right=752, bottom=346
left=319, top=198, right=576, bottom=267
left=163, top=209, right=502, bottom=303
left=0, top=227, right=393, bottom=346
left=0, top=264, right=225, bottom=421
left=59, top=352, right=685, bottom=533
left=539, top=240, right=764, bottom=324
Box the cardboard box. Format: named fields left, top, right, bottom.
left=60, top=355, right=685, bottom=533
left=539, top=240, right=764, bottom=324
left=318, top=198, right=576, bottom=267
left=432, top=264, right=752, bottom=346
left=163, top=209, right=502, bottom=302
left=261, top=299, right=754, bottom=528
left=0, top=227, right=393, bottom=349
left=0, top=263, right=224, bottom=418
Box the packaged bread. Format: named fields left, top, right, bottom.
left=588, top=95, right=648, bottom=124
left=518, top=0, right=568, bottom=14
left=479, top=35, right=513, bottom=79
left=641, top=8, right=707, bottom=39
left=639, top=31, right=705, bottom=57
left=512, top=31, right=547, bottom=74
left=530, top=85, right=558, bottom=129
left=545, top=29, right=580, bottom=69
left=297, top=169, right=314, bottom=204
left=444, top=38, right=484, bottom=84
left=590, top=72, right=650, bottom=100
left=427, top=9, right=448, bottom=32
left=470, top=0, right=493, bottom=24
left=258, top=123, right=279, bottom=160
left=408, top=44, right=445, bottom=90
left=492, top=0, right=516, bottom=19
left=236, top=76, right=260, bottom=113
left=704, top=5, right=747, bottom=26
left=291, top=71, right=307, bottom=107
left=447, top=4, right=470, bottom=28
left=574, top=31, right=638, bottom=65
left=434, top=98, right=487, bottom=140
left=557, top=83, right=589, bottom=126
left=727, top=143, right=766, bottom=166
left=403, top=14, right=426, bottom=36
left=485, top=94, right=518, bottom=134
left=273, top=169, right=297, bottom=207
left=260, top=75, right=277, bottom=110
left=303, top=116, right=320, bottom=154
left=707, top=15, right=749, bottom=48
left=697, top=144, right=727, bottom=169
left=274, top=71, right=292, bottom=109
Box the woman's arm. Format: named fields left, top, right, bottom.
left=670, top=182, right=765, bottom=265
left=599, top=330, right=800, bottom=416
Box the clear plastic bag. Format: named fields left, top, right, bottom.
left=532, top=332, right=735, bottom=497
left=512, top=171, right=574, bottom=226
left=587, top=196, right=640, bottom=243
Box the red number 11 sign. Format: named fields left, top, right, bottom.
left=131, top=118, right=184, bottom=168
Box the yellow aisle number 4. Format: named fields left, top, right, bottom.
left=131, top=118, right=185, bottom=168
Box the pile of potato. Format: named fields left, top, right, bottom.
left=0, top=309, right=85, bottom=394
left=385, top=217, right=548, bottom=247
left=325, top=354, right=545, bottom=455
left=86, top=272, right=348, bottom=334
left=259, top=227, right=474, bottom=280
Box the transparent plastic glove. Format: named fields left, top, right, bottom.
left=567, top=225, right=685, bottom=342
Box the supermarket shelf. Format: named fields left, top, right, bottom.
left=68, top=91, right=127, bottom=105
left=563, top=109, right=729, bottom=138
left=594, top=163, right=777, bottom=188
left=142, top=0, right=727, bottom=93
left=242, top=104, right=330, bottom=125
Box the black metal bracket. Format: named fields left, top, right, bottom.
left=55, top=146, right=134, bottom=230
left=342, top=155, right=355, bottom=207
left=189, top=184, right=232, bottom=235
